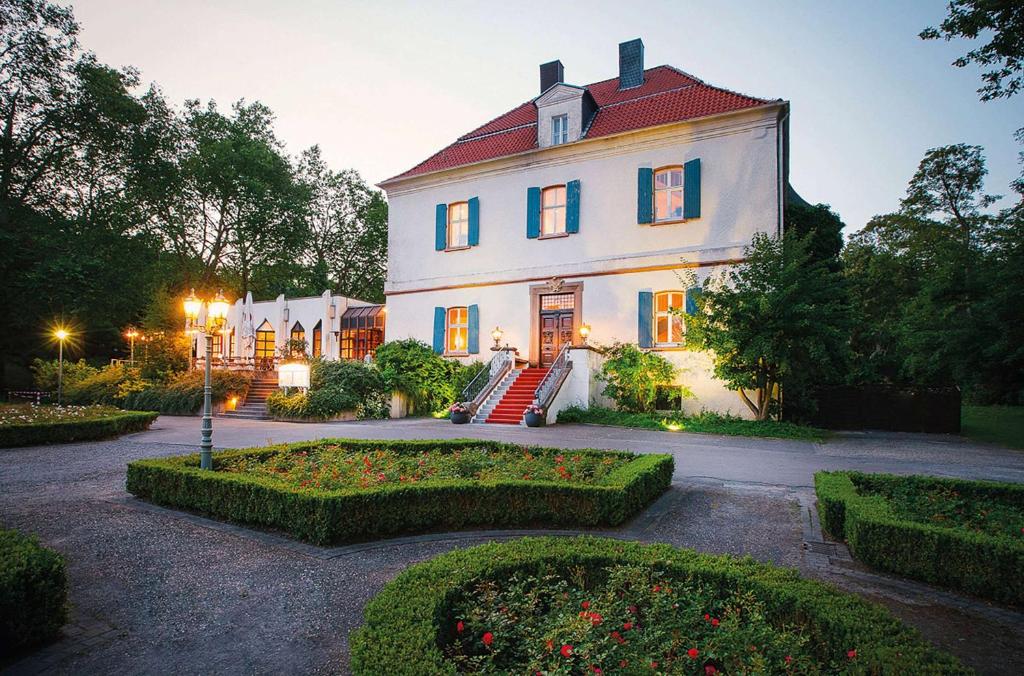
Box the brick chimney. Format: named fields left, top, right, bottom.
left=618, top=38, right=644, bottom=89
left=540, top=60, right=564, bottom=94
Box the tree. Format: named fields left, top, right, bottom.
left=684, top=232, right=850, bottom=420
left=921, top=0, right=1024, bottom=101
left=598, top=342, right=678, bottom=413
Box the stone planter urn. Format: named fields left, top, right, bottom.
left=450, top=411, right=471, bottom=425
left=524, top=411, right=545, bottom=427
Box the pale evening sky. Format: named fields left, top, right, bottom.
left=75, top=0, right=1021, bottom=233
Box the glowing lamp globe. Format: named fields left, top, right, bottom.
left=208, top=289, right=230, bottom=324
left=183, top=289, right=202, bottom=322
left=54, top=329, right=69, bottom=341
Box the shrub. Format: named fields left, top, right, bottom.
left=598, top=343, right=680, bottom=413
left=30, top=358, right=99, bottom=392
left=815, top=471, right=1024, bottom=605
left=349, top=536, right=966, bottom=675
left=0, top=408, right=159, bottom=447
left=126, top=439, right=674, bottom=545
left=123, top=369, right=251, bottom=415
left=375, top=339, right=480, bottom=414
left=0, top=529, right=67, bottom=656
left=63, top=364, right=145, bottom=406
left=266, top=359, right=388, bottom=420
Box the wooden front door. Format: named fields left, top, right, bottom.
left=539, top=293, right=575, bottom=367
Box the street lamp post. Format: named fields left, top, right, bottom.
left=125, top=328, right=139, bottom=364
left=183, top=289, right=231, bottom=470
left=54, top=329, right=68, bottom=404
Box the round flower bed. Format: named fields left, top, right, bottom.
left=350, top=537, right=967, bottom=675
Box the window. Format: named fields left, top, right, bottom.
left=552, top=114, right=568, bottom=145
left=290, top=321, right=305, bottom=346
left=541, top=185, right=566, bottom=236
left=447, top=202, right=469, bottom=248
left=654, top=167, right=684, bottom=222
left=339, top=306, right=384, bottom=361
left=654, top=291, right=684, bottom=345
left=312, top=321, right=322, bottom=358
left=446, top=306, right=469, bottom=354
left=211, top=332, right=223, bottom=358
left=255, top=321, right=275, bottom=359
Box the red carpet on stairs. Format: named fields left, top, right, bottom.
left=485, top=368, right=549, bottom=425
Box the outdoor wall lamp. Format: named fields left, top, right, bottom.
left=579, top=323, right=591, bottom=345
left=491, top=326, right=504, bottom=350
left=182, top=289, right=232, bottom=470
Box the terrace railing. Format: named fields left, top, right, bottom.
left=533, top=343, right=573, bottom=409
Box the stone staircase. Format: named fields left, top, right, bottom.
left=221, top=372, right=277, bottom=420
left=478, top=367, right=548, bottom=425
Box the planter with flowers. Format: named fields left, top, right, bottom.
left=449, top=402, right=471, bottom=424
left=524, top=403, right=545, bottom=427
left=350, top=537, right=967, bottom=675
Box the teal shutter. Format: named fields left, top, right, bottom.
left=566, top=180, right=581, bottom=233
left=683, top=158, right=701, bottom=219
left=637, top=168, right=653, bottom=224
left=638, top=291, right=653, bottom=348
left=435, top=204, right=447, bottom=251
left=432, top=307, right=446, bottom=354
left=467, top=197, right=480, bottom=246
left=685, top=286, right=700, bottom=315
left=467, top=304, right=480, bottom=354
left=526, top=187, right=541, bottom=238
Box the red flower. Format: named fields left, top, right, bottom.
left=589, top=612, right=603, bottom=626
left=619, top=660, right=629, bottom=668
left=482, top=632, right=493, bottom=647
left=628, top=605, right=638, bottom=614
left=561, top=644, right=573, bottom=658
left=623, top=621, right=633, bottom=631
left=705, top=666, right=718, bottom=675
left=847, top=649, right=857, bottom=660
left=581, top=601, right=590, bottom=610
left=546, top=639, right=554, bottom=652
left=555, top=455, right=564, bottom=463
left=650, top=662, right=658, bottom=669
left=377, top=472, right=386, bottom=481
left=652, top=585, right=661, bottom=593
left=590, top=667, right=602, bottom=674
left=610, top=630, right=625, bottom=644
left=711, top=618, right=720, bottom=627
left=456, top=621, right=464, bottom=633
left=703, top=613, right=710, bottom=621
left=785, top=655, right=793, bottom=665
left=687, top=648, right=699, bottom=659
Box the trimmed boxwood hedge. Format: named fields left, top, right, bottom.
left=0, top=529, right=67, bottom=656
left=0, top=410, right=159, bottom=448
left=816, top=471, right=1024, bottom=605
left=349, top=536, right=967, bottom=674
left=125, top=439, right=673, bottom=545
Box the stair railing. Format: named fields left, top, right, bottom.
left=533, top=343, right=573, bottom=410
left=460, top=348, right=515, bottom=414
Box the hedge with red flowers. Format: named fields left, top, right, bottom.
left=349, top=536, right=966, bottom=675
left=816, top=471, right=1024, bottom=605
left=125, top=439, right=673, bottom=545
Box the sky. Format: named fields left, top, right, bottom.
left=75, top=0, right=1021, bottom=234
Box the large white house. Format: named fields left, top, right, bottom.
left=380, top=39, right=791, bottom=423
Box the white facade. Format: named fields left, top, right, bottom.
left=382, top=67, right=787, bottom=418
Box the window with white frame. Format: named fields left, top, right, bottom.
left=446, top=306, right=469, bottom=354
left=654, top=167, right=684, bottom=222
left=447, top=202, right=469, bottom=248
left=541, top=185, right=566, bottom=235
left=654, top=291, right=684, bottom=345
left=551, top=114, right=568, bottom=145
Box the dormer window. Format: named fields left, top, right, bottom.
left=551, top=115, right=568, bottom=145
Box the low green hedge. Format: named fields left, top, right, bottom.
left=0, top=529, right=67, bottom=656
left=126, top=439, right=673, bottom=545
left=0, top=410, right=159, bottom=447
left=349, top=536, right=966, bottom=674
left=815, top=471, right=1024, bottom=605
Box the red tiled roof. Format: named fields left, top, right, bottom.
left=386, top=66, right=775, bottom=182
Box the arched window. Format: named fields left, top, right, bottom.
left=311, top=320, right=322, bottom=358
left=255, top=320, right=275, bottom=359
left=654, top=167, right=684, bottom=222
left=654, top=291, right=684, bottom=345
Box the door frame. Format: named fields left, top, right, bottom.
left=528, top=280, right=583, bottom=367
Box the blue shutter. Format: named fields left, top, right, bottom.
left=467, top=196, right=480, bottom=246
left=685, top=286, right=700, bottom=315
left=432, top=307, right=446, bottom=354
left=637, top=168, right=653, bottom=224
left=683, top=158, right=701, bottom=219
left=435, top=204, right=447, bottom=251
left=566, top=180, right=581, bottom=234
left=467, top=304, right=480, bottom=354
left=638, top=291, right=653, bottom=348
left=526, top=187, right=541, bottom=238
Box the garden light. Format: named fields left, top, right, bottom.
left=579, top=323, right=591, bottom=344
left=181, top=289, right=234, bottom=470
left=491, top=326, right=503, bottom=349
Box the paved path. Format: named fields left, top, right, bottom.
left=2, top=417, right=1023, bottom=675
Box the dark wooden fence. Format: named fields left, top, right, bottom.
left=808, top=385, right=961, bottom=433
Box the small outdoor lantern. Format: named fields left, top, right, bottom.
left=207, top=289, right=230, bottom=329
left=182, top=289, right=201, bottom=324
left=579, top=323, right=592, bottom=344
left=491, top=326, right=503, bottom=349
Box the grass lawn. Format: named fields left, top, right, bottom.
left=557, top=405, right=827, bottom=441
left=962, top=405, right=1024, bottom=450
left=0, top=403, right=125, bottom=425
